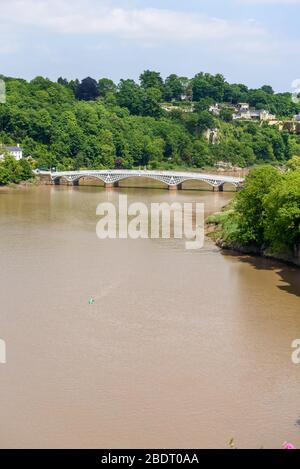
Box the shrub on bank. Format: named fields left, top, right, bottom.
left=208, top=166, right=300, bottom=258
left=0, top=156, right=33, bottom=185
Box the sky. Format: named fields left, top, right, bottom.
left=0, top=0, right=299, bottom=91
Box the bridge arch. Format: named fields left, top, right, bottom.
left=221, top=181, right=240, bottom=192
left=180, top=178, right=217, bottom=191
left=54, top=174, right=106, bottom=186
left=117, top=175, right=169, bottom=189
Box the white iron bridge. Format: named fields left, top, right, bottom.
left=42, top=169, right=244, bottom=191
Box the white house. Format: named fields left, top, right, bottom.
left=238, top=103, right=250, bottom=112
left=294, top=114, right=300, bottom=122
left=0, top=144, right=23, bottom=161
left=233, top=108, right=276, bottom=122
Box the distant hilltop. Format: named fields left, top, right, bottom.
left=1, top=70, right=299, bottom=118
left=0, top=71, right=299, bottom=172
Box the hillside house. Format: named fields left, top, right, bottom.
left=0, top=144, right=23, bottom=161
left=233, top=107, right=276, bottom=122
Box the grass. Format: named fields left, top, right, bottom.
left=207, top=204, right=240, bottom=243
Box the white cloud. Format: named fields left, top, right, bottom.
left=0, top=0, right=266, bottom=41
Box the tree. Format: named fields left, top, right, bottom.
left=234, top=166, right=282, bottom=246
left=0, top=165, right=10, bottom=184
left=214, top=140, right=255, bottom=167
left=261, top=85, right=274, bottom=95
left=116, top=79, right=143, bottom=115
left=0, top=156, right=32, bottom=184
left=193, top=97, right=214, bottom=112
left=29, top=109, right=52, bottom=144
left=264, top=170, right=300, bottom=252
left=286, top=155, right=300, bottom=171
left=164, top=75, right=185, bottom=101
left=30, top=76, right=53, bottom=91
left=253, top=137, right=275, bottom=162
left=219, top=107, right=234, bottom=122
left=269, top=130, right=285, bottom=161
left=75, top=77, right=99, bottom=101
left=140, top=70, right=163, bottom=91
left=141, top=87, right=162, bottom=117
left=180, top=77, right=193, bottom=101
left=192, top=73, right=226, bottom=102
left=248, top=89, right=270, bottom=110
left=18, top=158, right=33, bottom=180
left=98, top=78, right=116, bottom=97
left=224, top=83, right=248, bottom=104
left=184, top=111, right=215, bottom=136
left=68, top=79, right=80, bottom=94
left=57, top=77, right=69, bottom=86
left=192, top=140, right=211, bottom=167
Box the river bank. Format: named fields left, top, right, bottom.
left=0, top=178, right=38, bottom=191
left=206, top=207, right=300, bottom=268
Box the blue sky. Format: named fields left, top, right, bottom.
left=0, top=0, right=299, bottom=91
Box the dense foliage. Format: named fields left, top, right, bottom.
left=215, top=166, right=300, bottom=255
left=0, top=71, right=300, bottom=171
left=0, top=156, right=33, bottom=185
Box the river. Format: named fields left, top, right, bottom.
left=0, top=184, right=299, bottom=449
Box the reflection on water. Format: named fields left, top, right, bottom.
left=0, top=185, right=299, bottom=449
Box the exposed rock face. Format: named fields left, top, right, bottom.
left=204, top=128, right=219, bottom=144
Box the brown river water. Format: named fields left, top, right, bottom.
left=0, top=183, right=299, bottom=449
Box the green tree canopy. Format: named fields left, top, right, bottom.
left=264, top=170, right=300, bottom=251
left=139, top=70, right=163, bottom=91
left=234, top=166, right=282, bottom=245
left=75, top=77, right=100, bottom=101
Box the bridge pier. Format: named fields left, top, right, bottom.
left=168, top=183, right=182, bottom=191
left=213, top=184, right=224, bottom=192
left=54, top=178, right=60, bottom=185
left=72, top=180, right=79, bottom=186
left=105, top=181, right=119, bottom=189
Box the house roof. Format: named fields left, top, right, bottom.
left=4, top=146, right=22, bottom=152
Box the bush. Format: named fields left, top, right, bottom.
left=0, top=156, right=33, bottom=185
